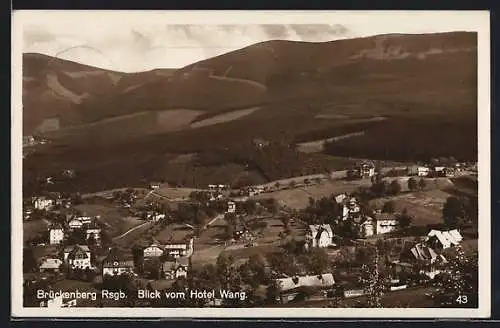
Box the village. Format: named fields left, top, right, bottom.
left=22, top=158, right=478, bottom=308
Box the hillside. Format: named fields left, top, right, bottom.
left=21, top=32, right=478, bottom=194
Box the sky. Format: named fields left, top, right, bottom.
left=16, top=10, right=488, bottom=72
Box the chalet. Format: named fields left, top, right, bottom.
left=143, top=242, right=164, bottom=258
left=341, top=196, right=361, bottom=221
left=227, top=201, right=236, bottom=213
left=162, top=257, right=189, bottom=280
left=49, top=223, right=65, bottom=245
left=426, top=229, right=463, bottom=250
left=32, top=196, right=54, bottom=211
left=305, top=224, right=334, bottom=249
left=150, top=182, right=161, bottom=190
left=63, top=245, right=92, bottom=270
left=275, top=274, right=335, bottom=304
left=39, top=258, right=63, bottom=273
left=359, top=217, right=376, bottom=237
left=352, top=161, right=375, bottom=179
left=67, top=218, right=84, bottom=230
left=102, top=249, right=134, bottom=277
left=146, top=211, right=166, bottom=222
left=407, top=165, right=430, bottom=177
left=375, top=213, right=399, bottom=235
left=85, top=222, right=101, bottom=244
left=164, top=238, right=194, bottom=258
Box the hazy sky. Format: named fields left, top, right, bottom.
left=16, top=10, right=488, bottom=72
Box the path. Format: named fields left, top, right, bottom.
left=204, top=213, right=224, bottom=230
left=112, top=220, right=152, bottom=241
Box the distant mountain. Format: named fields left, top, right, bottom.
left=22, top=32, right=478, bottom=193
left=22, top=32, right=477, bottom=136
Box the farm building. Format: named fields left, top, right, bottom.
left=102, top=249, right=134, bottom=278
left=426, top=229, right=463, bottom=250
left=274, top=274, right=335, bottom=304
left=305, top=224, right=335, bottom=249
left=407, top=165, right=430, bottom=177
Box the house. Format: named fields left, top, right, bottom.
left=375, top=214, right=399, bottom=234
left=32, top=196, right=54, bottom=211
left=150, top=182, right=161, bottom=189
left=407, top=165, right=430, bottom=177
left=341, top=196, right=361, bottom=221
left=39, top=295, right=77, bottom=308
left=49, top=223, right=65, bottom=245
left=305, top=224, right=334, bottom=249
left=359, top=161, right=376, bottom=179
left=162, top=257, right=189, bottom=280
left=359, top=217, right=375, bottom=237
left=407, top=243, right=448, bottom=279
left=85, top=222, right=101, bottom=244
left=143, top=242, right=164, bottom=258
left=426, top=229, right=463, bottom=250
left=227, top=201, right=236, bottom=213
left=39, top=258, right=63, bottom=273
left=334, top=193, right=348, bottom=204
left=275, top=274, right=335, bottom=304
left=102, top=249, right=134, bottom=277
left=23, top=135, right=35, bottom=147
left=146, top=212, right=166, bottom=222
left=164, top=238, right=194, bottom=258
left=64, top=245, right=92, bottom=270
left=67, top=218, right=84, bottom=230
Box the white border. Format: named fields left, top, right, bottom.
left=11, top=10, right=491, bottom=319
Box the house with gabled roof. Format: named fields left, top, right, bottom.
left=162, top=257, right=189, bottom=280
left=63, top=245, right=92, bottom=270
left=39, top=257, right=63, bottom=273
left=274, top=273, right=335, bottom=304
left=102, top=248, right=134, bottom=278
left=426, top=229, right=463, bottom=250
left=49, top=223, right=65, bottom=245
left=305, top=224, right=335, bottom=249
left=143, top=241, right=164, bottom=258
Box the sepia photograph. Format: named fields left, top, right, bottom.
left=11, top=10, right=491, bottom=318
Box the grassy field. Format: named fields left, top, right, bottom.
left=253, top=179, right=373, bottom=209
left=370, top=189, right=452, bottom=226
left=153, top=223, right=193, bottom=244
left=191, top=216, right=228, bottom=268
left=23, top=219, right=50, bottom=243
left=75, top=203, right=144, bottom=238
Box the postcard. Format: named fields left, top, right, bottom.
left=11, top=10, right=491, bottom=318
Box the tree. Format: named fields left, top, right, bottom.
left=288, top=180, right=296, bottom=189
left=358, top=248, right=391, bottom=308
left=418, top=178, right=427, bottom=191
left=388, top=180, right=402, bottom=196
left=216, top=253, right=236, bottom=289
left=274, top=182, right=281, bottom=190
left=407, top=177, right=418, bottom=192
left=242, top=199, right=257, bottom=215
left=23, top=248, right=38, bottom=273
left=371, top=181, right=388, bottom=197
left=304, top=178, right=311, bottom=185
left=131, top=245, right=144, bottom=274
left=442, top=196, right=466, bottom=228
left=309, top=248, right=330, bottom=274
left=382, top=201, right=395, bottom=214
left=225, top=224, right=235, bottom=241
left=396, top=208, right=413, bottom=228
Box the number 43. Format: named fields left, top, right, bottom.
left=456, top=295, right=468, bottom=304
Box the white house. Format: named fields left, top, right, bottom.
left=227, top=201, right=236, bottom=213
left=49, top=224, right=65, bottom=245
left=275, top=274, right=335, bottom=303
left=162, top=257, right=189, bottom=280
left=407, top=165, right=430, bottom=177
left=85, top=223, right=101, bottom=244
left=305, top=224, right=335, bottom=249
left=341, top=196, right=361, bottom=221
left=426, top=229, right=463, bottom=250
left=102, top=249, right=134, bottom=277
left=359, top=217, right=375, bottom=237
left=359, top=162, right=376, bottom=179
left=68, top=218, right=84, bottom=230
left=63, top=245, right=92, bottom=270
left=164, top=238, right=194, bottom=258
left=33, top=197, right=54, bottom=211
left=39, top=258, right=63, bottom=273
left=143, top=242, right=164, bottom=257
left=375, top=214, right=399, bottom=234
